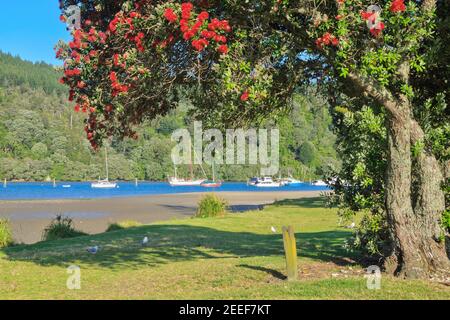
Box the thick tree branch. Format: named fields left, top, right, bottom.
left=347, top=72, right=401, bottom=118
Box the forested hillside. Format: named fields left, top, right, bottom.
left=0, top=52, right=339, bottom=181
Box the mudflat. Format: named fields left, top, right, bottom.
left=0, top=191, right=322, bottom=244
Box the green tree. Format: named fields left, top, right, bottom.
left=31, top=143, right=48, bottom=160
left=57, top=0, right=449, bottom=278
left=298, top=142, right=316, bottom=166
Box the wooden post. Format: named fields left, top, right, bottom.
left=282, top=226, right=298, bottom=281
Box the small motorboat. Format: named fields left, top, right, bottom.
left=62, top=185, right=72, bottom=188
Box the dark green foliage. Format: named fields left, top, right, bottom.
left=298, top=142, right=316, bottom=165
left=42, top=215, right=87, bottom=241
left=442, top=210, right=450, bottom=233
left=0, top=52, right=66, bottom=95
left=106, top=220, right=143, bottom=232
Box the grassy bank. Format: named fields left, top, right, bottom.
left=0, top=198, right=448, bottom=300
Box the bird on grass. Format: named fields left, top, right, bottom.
left=87, top=246, right=99, bottom=254
left=271, top=226, right=277, bottom=234
left=142, top=237, right=149, bottom=246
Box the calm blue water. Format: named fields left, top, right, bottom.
left=0, top=182, right=328, bottom=201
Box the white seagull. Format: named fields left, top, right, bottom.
left=271, top=226, right=277, bottom=234
left=142, top=237, right=149, bottom=246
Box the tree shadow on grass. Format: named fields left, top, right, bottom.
left=2, top=224, right=357, bottom=270
left=272, top=197, right=330, bottom=209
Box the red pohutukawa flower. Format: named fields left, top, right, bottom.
left=370, top=22, right=385, bottom=37
left=361, top=11, right=377, bottom=23
left=162, top=3, right=231, bottom=54
left=316, top=32, right=339, bottom=48
left=240, top=91, right=250, bottom=102
left=390, top=0, right=406, bottom=13
left=164, top=8, right=178, bottom=23
left=57, top=1, right=233, bottom=148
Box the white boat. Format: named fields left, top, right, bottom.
left=312, top=180, right=327, bottom=187
left=255, top=177, right=282, bottom=188
left=92, top=145, right=117, bottom=189
left=284, top=177, right=303, bottom=185
left=62, top=185, right=72, bottom=188
left=168, top=166, right=206, bottom=187
left=169, top=177, right=206, bottom=186
left=92, top=180, right=117, bottom=189
left=247, top=177, right=260, bottom=186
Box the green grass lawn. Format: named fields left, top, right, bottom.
left=1, top=197, right=448, bottom=300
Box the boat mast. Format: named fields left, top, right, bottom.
left=105, top=145, right=109, bottom=181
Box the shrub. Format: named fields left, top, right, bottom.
left=0, top=219, right=13, bottom=248
left=195, top=194, right=228, bottom=218
left=106, top=220, right=143, bottom=232
left=42, top=215, right=87, bottom=241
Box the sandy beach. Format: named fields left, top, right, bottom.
left=0, top=191, right=321, bottom=244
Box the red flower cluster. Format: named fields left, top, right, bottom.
left=390, top=0, right=406, bottom=13
left=361, top=11, right=385, bottom=37
left=315, top=32, right=339, bottom=48
left=110, top=72, right=129, bottom=97
left=64, top=68, right=82, bottom=77
left=163, top=3, right=231, bottom=54
left=109, top=12, right=146, bottom=52
left=240, top=90, right=250, bottom=102
left=134, top=32, right=145, bottom=52
left=361, top=11, right=377, bottom=23
left=164, top=8, right=178, bottom=23
left=370, top=22, right=385, bottom=37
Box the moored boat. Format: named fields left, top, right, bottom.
left=201, top=180, right=222, bottom=188
left=312, top=180, right=327, bottom=187
left=92, top=145, right=118, bottom=189
left=169, top=177, right=206, bottom=186
left=255, top=177, right=282, bottom=188
left=91, top=179, right=118, bottom=189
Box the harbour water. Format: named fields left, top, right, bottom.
left=0, top=182, right=329, bottom=201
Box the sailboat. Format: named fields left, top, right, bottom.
left=168, top=166, right=206, bottom=186
left=201, top=161, right=222, bottom=188
left=92, top=145, right=117, bottom=189
left=168, top=149, right=207, bottom=187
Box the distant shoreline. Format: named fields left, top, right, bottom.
left=1, top=191, right=322, bottom=244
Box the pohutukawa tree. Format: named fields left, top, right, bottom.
left=57, top=0, right=449, bottom=278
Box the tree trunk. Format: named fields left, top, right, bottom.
left=384, top=112, right=449, bottom=279
left=410, top=121, right=450, bottom=276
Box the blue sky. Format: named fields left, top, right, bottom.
left=0, top=1, right=71, bottom=65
